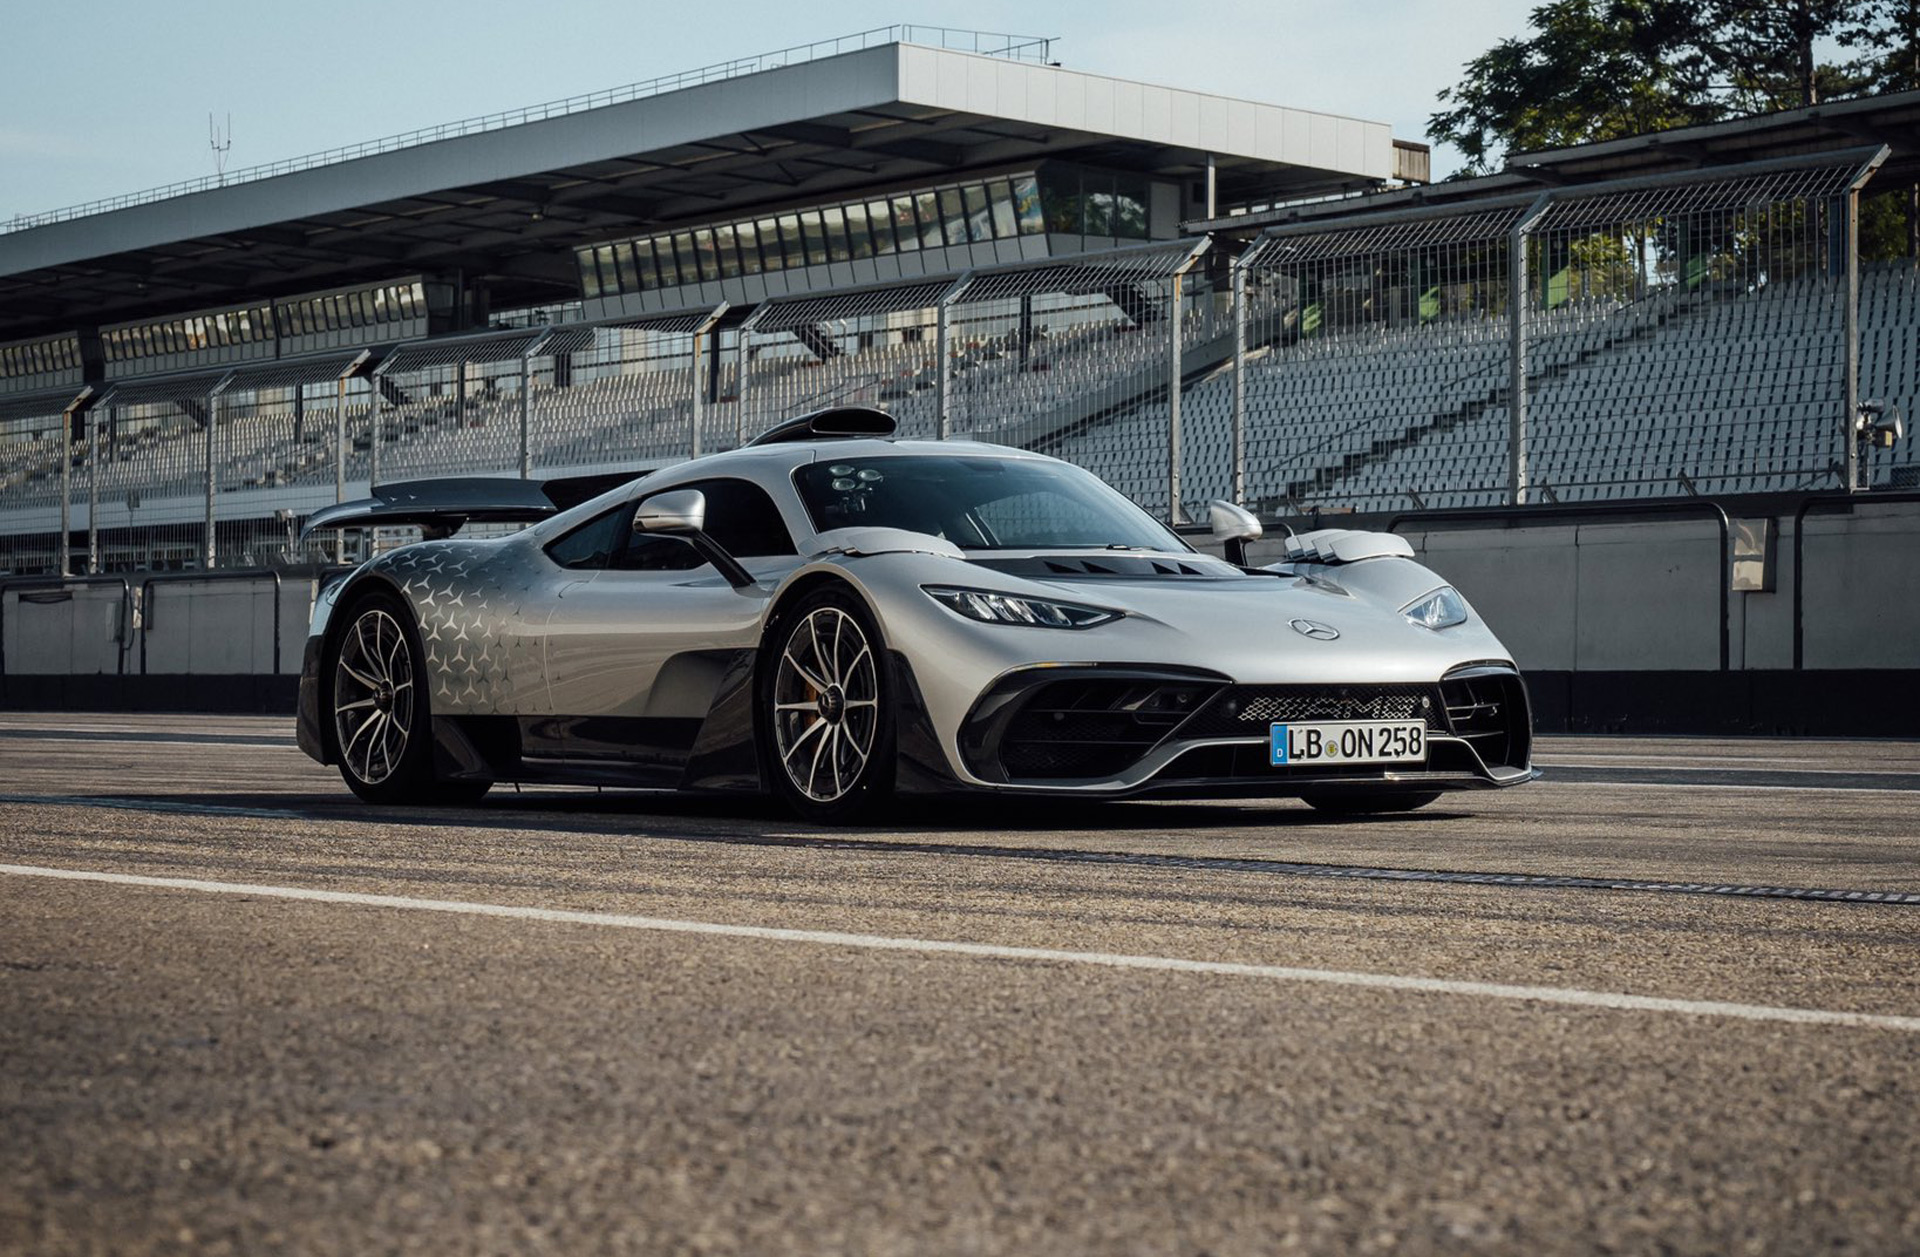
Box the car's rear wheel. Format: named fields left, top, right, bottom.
left=763, top=587, right=895, bottom=824
left=329, top=590, right=487, bottom=806
left=1300, top=790, right=1442, bottom=815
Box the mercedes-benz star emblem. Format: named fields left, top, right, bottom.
left=1290, top=618, right=1340, bottom=641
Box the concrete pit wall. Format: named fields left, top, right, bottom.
left=1, top=575, right=311, bottom=711
left=3, top=503, right=1917, bottom=732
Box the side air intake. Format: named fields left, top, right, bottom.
left=746, top=406, right=897, bottom=447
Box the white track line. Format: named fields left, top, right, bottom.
left=3, top=862, right=1916, bottom=1034
left=1539, top=760, right=1920, bottom=777
left=1541, top=780, right=1920, bottom=795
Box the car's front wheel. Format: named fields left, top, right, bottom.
left=763, top=587, right=895, bottom=824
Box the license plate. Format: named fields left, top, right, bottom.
left=1270, top=720, right=1426, bottom=766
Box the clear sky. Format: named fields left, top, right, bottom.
left=0, top=0, right=1539, bottom=222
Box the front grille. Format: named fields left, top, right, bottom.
left=992, top=677, right=1217, bottom=780
left=1178, top=684, right=1448, bottom=740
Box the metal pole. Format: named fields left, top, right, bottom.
left=735, top=325, right=751, bottom=448
left=87, top=407, right=100, bottom=574
left=1168, top=269, right=1184, bottom=525
left=369, top=383, right=382, bottom=489
left=203, top=392, right=217, bottom=569
left=1230, top=257, right=1248, bottom=505
left=1508, top=194, right=1554, bottom=507
left=935, top=273, right=971, bottom=441
left=1845, top=188, right=1863, bottom=492
left=58, top=399, right=75, bottom=578
left=689, top=328, right=703, bottom=460
left=519, top=353, right=532, bottom=479
left=334, top=377, right=347, bottom=503
left=935, top=301, right=952, bottom=440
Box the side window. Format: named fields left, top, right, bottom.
left=544, top=505, right=630, bottom=570
left=555, top=478, right=797, bottom=574
left=677, top=478, right=797, bottom=558
left=616, top=534, right=704, bottom=572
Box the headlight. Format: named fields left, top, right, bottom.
left=923, top=585, right=1121, bottom=629
left=1401, top=585, right=1469, bottom=631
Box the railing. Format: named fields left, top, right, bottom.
left=2, top=26, right=1055, bottom=235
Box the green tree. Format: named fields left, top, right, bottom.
left=1429, top=0, right=1722, bottom=176
left=1698, top=0, right=1878, bottom=109
left=1429, top=0, right=1896, bottom=174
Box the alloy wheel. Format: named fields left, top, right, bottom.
left=771, top=605, right=881, bottom=803
left=332, top=606, right=415, bottom=786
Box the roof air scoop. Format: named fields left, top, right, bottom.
left=746, top=406, right=897, bottom=447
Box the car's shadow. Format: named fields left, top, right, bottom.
left=138, top=787, right=1473, bottom=837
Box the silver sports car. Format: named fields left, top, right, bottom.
left=296, top=407, right=1534, bottom=822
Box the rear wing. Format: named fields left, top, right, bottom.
left=300, top=478, right=561, bottom=542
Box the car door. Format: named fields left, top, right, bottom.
left=541, top=477, right=794, bottom=774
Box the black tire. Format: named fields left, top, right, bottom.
left=1300, top=790, right=1442, bottom=815
left=326, top=588, right=487, bottom=806
left=760, top=585, right=896, bottom=824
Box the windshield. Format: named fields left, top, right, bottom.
left=793, top=455, right=1189, bottom=552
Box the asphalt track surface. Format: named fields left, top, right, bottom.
left=2, top=714, right=1917, bottom=1255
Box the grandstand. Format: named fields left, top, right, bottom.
left=2, top=29, right=1920, bottom=576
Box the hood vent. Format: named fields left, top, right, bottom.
left=976, top=555, right=1227, bottom=580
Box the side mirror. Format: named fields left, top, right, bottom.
left=629, top=488, right=755, bottom=590
left=634, top=489, right=706, bottom=534
left=1209, top=500, right=1263, bottom=568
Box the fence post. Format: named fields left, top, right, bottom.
left=735, top=323, right=752, bottom=447
left=1165, top=239, right=1210, bottom=526
left=689, top=327, right=703, bottom=460
left=369, top=380, right=382, bottom=490
left=1508, top=194, right=1554, bottom=507
left=519, top=353, right=533, bottom=479
left=334, top=376, right=347, bottom=503
left=684, top=305, right=728, bottom=460
left=518, top=328, right=550, bottom=480
left=1168, top=267, right=1183, bottom=524
left=87, top=406, right=100, bottom=574
left=1845, top=191, right=1863, bottom=491
left=934, top=273, right=972, bottom=441
left=57, top=393, right=83, bottom=578
left=203, top=388, right=218, bottom=569
left=1230, top=252, right=1249, bottom=506
left=59, top=418, right=70, bottom=576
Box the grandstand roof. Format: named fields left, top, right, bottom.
left=0, top=36, right=1400, bottom=344
left=1192, top=87, right=1920, bottom=236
